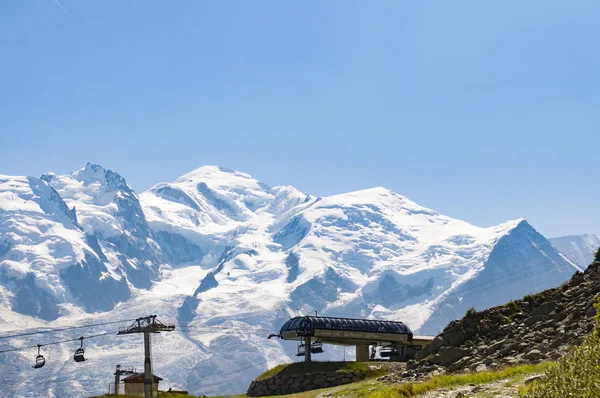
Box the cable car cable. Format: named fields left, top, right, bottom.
left=0, top=331, right=116, bottom=354
left=0, top=318, right=137, bottom=341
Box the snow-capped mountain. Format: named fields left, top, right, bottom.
left=0, top=174, right=130, bottom=323
left=550, top=233, right=600, bottom=269
left=41, top=163, right=163, bottom=289
left=0, top=165, right=581, bottom=397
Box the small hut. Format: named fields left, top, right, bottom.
left=122, top=373, right=163, bottom=397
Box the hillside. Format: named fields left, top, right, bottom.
left=388, top=255, right=600, bottom=383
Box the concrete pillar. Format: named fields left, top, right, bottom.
left=144, top=332, right=153, bottom=398
left=114, top=365, right=121, bottom=395
left=356, top=344, right=370, bottom=362
left=304, top=336, right=312, bottom=363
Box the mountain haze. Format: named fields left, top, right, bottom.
left=550, top=233, right=600, bottom=269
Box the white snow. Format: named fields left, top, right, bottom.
left=550, top=233, right=600, bottom=268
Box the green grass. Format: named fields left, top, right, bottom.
left=518, top=296, right=600, bottom=398
left=255, top=361, right=387, bottom=381
left=256, top=363, right=290, bottom=381
left=91, top=392, right=196, bottom=398
left=217, top=362, right=551, bottom=398
left=367, top=362, right=552, bottom=398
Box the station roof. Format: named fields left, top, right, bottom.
left=280, top=316, right=412, bottom=336
left=122, top=373, right=163, bottom=383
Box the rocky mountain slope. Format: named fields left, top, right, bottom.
left=0, top=174, right=130, bottom=322
left=0, top=164, right=582, bottom=396
left=392, top=256, right=600, bottom=383
left=550, top=233, right=600, bottom=269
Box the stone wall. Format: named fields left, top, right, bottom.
left=247, top=370, right=363, bottom=396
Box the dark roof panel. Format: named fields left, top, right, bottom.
left=280, top=316, right=412, bottom=335
left=122, top=373, right=163, bottom=382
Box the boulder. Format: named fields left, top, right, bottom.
left=530, top=301, right=558, bottom=318
left=443, top=330, right=465, bottom=347
left=438, top=346, right=467, bottom=366
left=475, top=364, right=487, bottom=372
left=417, top=335, right=444, bottom=360
left=524, top=349, right=545, bottom=361
left=524, top=374, right=545, bottom=385
left=524, top=314, right=545, bottom=326
left=427, top=354, right=442, bottom=365
left=485, top=339, right=506, bottom=354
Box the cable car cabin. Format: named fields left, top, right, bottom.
left=74, top=337, right=86, bottom=362
left=33, top=345, right=45, bottom=369
left=33, top=354, right=45, bottom=369
left=74, top=347, right=85, bottom=362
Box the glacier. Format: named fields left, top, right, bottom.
left=0, top=164, right=581, bottom=397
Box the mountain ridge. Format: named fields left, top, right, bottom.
left=0, top=163, right=581, bottom=396
left=550, top=233, right=600, bottom=269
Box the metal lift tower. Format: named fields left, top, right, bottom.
left=113, top=365, right=136, bottom=395
left=117, top=315, right=175, bottom=398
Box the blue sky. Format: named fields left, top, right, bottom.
left=1, top=1, right=598, bottom=237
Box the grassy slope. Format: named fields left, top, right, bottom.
left=90, top=393, right=196, bottom=398
left=369, top=363, right=551, bottom=398
left=217, top=362, right=549, bottom=398
left=255, top=361, right=388, bottom=381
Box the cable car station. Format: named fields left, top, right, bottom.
left=270, top=315, right=432, bottom=363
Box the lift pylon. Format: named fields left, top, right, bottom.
left=113, top=364, right=136, bottom=395
left=117, top=315, right=175, bottom=398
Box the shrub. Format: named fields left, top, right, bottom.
left=595, top=246, right=600, bottom=262
left=465, top=307, right=477, bottom=318
left=507, top=300, right=521, bottom=313
left=519, top=296, right=600, bottom=397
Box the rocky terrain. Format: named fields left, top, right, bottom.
left=379, top=256, right=600, bottom=384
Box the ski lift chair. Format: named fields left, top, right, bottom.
left=296, top=343, right=306, bottom=357
left=379, top=345, right=398, bottom=358
left=33, top=345, right=45, bottom=369
left=310, top=341, right=324, bottom=354
left=74, top=337, right=86, bottom=362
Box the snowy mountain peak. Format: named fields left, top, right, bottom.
left=0, top=175, right=130, bottom=321
left=175, top=165, right=262, bottom=189
left=141, top=166, right=313, bottom=239
left=550, top=233, right=600, bottom=268
left=321, top=186, right=433, bottom=214
left=41, top=162, right=134, bottom=206
left=42, top=164, right=160, bottom=289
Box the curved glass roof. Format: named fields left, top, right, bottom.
left=280, top=316, right=412, bottom=335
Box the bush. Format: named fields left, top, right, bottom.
left=519, top=296, right=600, bottom=398
left=595, top=246, right=600, bottom=262
left=465, top=307, right=477, bottom=317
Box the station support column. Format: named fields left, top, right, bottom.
left=356, top=344, right=370, bottom=362
left=304, top=336, right=312, bottom=363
